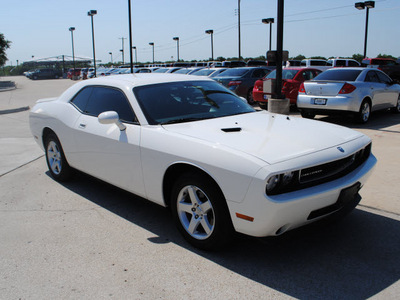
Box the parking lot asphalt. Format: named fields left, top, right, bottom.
left=1, top=76, right=399, bottom=299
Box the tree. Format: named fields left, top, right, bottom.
left=352, top=54, right=364, bottom=63
left=0, top=33, right=11, bottom=67
left=291, top=54, right=306, bottom=61
left=377, top=53, right=397, bottom=60
left=310, top=56, right=327, bottom=60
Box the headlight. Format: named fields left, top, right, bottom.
left=265, top=171, right=299, bottom=195
left=266, top=175, right=280, bottom=193
left=282, top=171, right=294, bottom=186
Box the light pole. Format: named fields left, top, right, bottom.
left=87, top=10, right=97, bottom=77
left=128, top=0, right=133, bottom=73
left=109, top=52, right=113, bottom=64
left=132, top=47, right=137, bottom=64
left=238, top=0, right=241, bottom=60
left=262, top=18, right=274, bottom=51
left=119, top=37, right=126, bottom=64
left=149, top=42, right=154, bottom=64
left=205, top=30, right=214, bottom=61
left=355, top=1, right=375, bottom=58
left=173, top=37, right=180, bottom=62
left=69, top=27, right=76, bottom=72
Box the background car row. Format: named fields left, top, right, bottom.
left=23, top=57, right=400, bottom=124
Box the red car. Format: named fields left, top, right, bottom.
left=253, top=67, right=321, bottom=109
left=67, top=68, right=81, bottom=79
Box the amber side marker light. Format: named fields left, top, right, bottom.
left=236, top=213, right=254, bottom=222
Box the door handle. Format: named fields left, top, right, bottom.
left=79, top=123, right=86, bottom=129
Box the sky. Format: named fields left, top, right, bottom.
left=1, top=0, right=400, bottom=66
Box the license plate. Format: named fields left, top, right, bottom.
left=314, top=98, right=327, bottom=105
left=263, top=94, right=268, bottom=100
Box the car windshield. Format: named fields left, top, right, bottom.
left=215, top=68, right=248, bottom=77
left=191, top=69, right=215, bottom=76
left=266, top=69, right=298, bottom=80
left=153, top=68, right=169, bottom=73
left=174, top=69, right=192, bottom=74
left=313, top=69, right=362, bottom=81
left=133, top=80, right=255, bottom=125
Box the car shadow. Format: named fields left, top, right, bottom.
left=53, top=170, right=400, bottom=300
left=313, top=110, right=400, bottom=132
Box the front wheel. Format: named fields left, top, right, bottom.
left=45, top=133, right=74, bottom=181
left=171, top=172, right=234, bottom=250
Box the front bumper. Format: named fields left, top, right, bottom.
left=227, top=153, right=377, bottom=237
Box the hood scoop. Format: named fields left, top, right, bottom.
left=221, top=127, right=242, bottom=133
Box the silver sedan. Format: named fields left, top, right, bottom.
left=297, top=68, right=400, bottom=123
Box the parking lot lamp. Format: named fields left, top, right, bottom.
left=132, top=47, right=137, bottom=64
left=149, top=42, right=155, bottom=64
left=262, top=18, right=274, bottom=51
left=205, top=30, right=214, bottom=61
left=69, top=27, right=76, bottom=72
left=87, top=10, right=97, bottom=77
left=355, top=1, right=375, bottom=58
left=173, top=37, right=180, bottom=62
left=109, top=52, right=112, bottom=64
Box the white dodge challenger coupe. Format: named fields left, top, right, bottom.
left=29, top=74, right=376, bottom=250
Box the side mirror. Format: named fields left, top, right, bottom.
left=98, top=111, right=126, bottom=131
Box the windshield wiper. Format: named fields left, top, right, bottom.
left=161, top=117, right=209, bottom=125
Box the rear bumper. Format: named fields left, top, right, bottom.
left=297, top=94, right=361, bottom=112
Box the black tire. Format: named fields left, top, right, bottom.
left=247, top=89, right=255, bottom=105
left=44, top=133, right=74, bottom=181
left=33, top=75, right=38, bottom=80
left=171, top=172, right=234, bottom=250
left=355, top=100, right=371, bottom=123
left=300, top=110, right=315, bottom=119
left=258, top=102, right=268, bottom=110
left=390, top=95, right=400, bottom=113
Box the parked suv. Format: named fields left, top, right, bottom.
left=27, top=69, right=62, bottom=80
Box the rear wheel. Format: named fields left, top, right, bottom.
left=171, top=172, right=234, bottom=250
left=390, top=95, right=400, bottom=113
left=247, top=89, right=255, bottom=105
left=45, top=133, right=73, bottom=181
left=355, top=100, right=371, bottom=123
left=258, top=102, right=268, bottom=110
left=300, top=110, right=315, bottom=119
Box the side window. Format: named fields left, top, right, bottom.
left=302, top=70, right=313, bottom=80
left=376, top=71, right=392, bottom=84
left=348, top=60, right=359, bottom=67
left=70, top=87, right=93, bottom=112
left=85, top=87, right=136, bottom=123
left=252, top=69, right=265, bottom=78
left=336, top=60, right=346, bottom=67
left=365, top=71, right=380, bottom=83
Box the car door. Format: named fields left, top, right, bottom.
left=376, top=71, right=398, bottom=108
left=71, top=85, right=146, bottom=197
left=364, top=70, right=386, bottom=110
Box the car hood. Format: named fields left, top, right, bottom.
left=162, top=111, right=363, bottom=165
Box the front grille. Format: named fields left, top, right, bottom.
left=299, top=143, right=371, bottom=188
left=267, top=143, right=371, bottom=196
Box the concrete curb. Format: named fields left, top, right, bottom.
left=0, top=80, right=17, bottom=91
left=0, top=106, right=30, bottom=115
